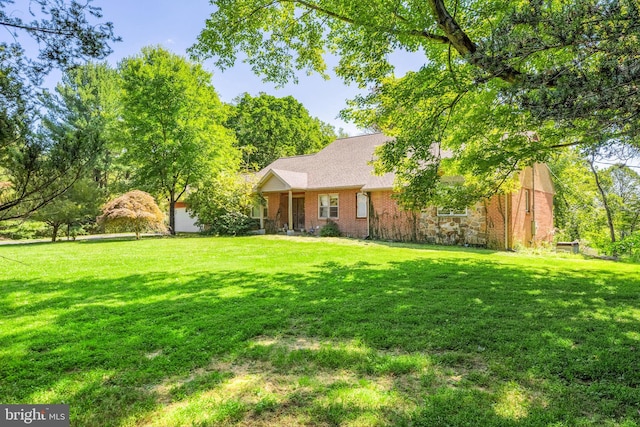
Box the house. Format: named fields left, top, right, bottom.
left=252, top=133, right=555, bottom=249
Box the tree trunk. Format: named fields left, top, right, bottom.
left=169, top=198, right=176, bottom=235
left=589, top=159, right=616, bottom=244
left=51, top=223, right=59, bottom=242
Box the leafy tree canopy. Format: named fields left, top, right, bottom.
left=1, top=0, right=118, bottom=82
left=40, top=62, right=122, bottom=187
left=548, top=149, right=604, bottom=243
left=548, top=146, right=640, bottom=250
left=591, top=162, right=640, bottom=242
left=32, top=177, right=104, bottom=241
left=0, top=0, right=119, bottom=219
left=192, top=0, right=640, bottom=208
left=118, top=46, right=239, bottom=234
left=227, top=92, right=337, bottom=171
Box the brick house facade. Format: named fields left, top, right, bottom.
left=253, top=134, right=555, bottom=249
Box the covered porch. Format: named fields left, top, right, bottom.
left=254, top=169, right=309, bottom=232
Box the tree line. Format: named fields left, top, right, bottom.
left=0, top=0, right=339, bottom=240
left=5, top=50, right=338, bottom=239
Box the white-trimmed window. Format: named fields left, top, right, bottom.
left=319, top=194, right=339, bottom=219
left=525, top=189, right=531, bottom=213
left=437, top=206, right=468, bottom=217
left=356, top=192, right=368, bottom=218
left=251, top=197, right=268, bottom=219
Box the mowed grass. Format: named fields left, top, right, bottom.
left=1, top=236, right=639, bottom=427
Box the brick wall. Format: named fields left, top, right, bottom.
left=262, top=189, right=369, bottom=237
left=514, top=163, right=555, bottom=247
left=514, top=190, right=554, bottom=247
left=486, top=189, right=555, bottom=249
left=530, top=190, right=555, bottom=244
left=369, top=191, right=419, bottom=241
left=261, top=184, right=553, bottom=249
left=486, top=195, right=508, bottom=249
left=305, top=189, right=369, bottom=238
left=369, top=191, right=491, bottom=245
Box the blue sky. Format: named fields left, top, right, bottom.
left=98, top=1, right=638, bottom=166
left=6, top=1, right=638, bottom=165
left=93, top=0, right=424, bottom=136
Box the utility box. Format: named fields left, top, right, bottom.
left=556, top=241, right=579, bottom=254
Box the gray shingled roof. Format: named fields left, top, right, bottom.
left=256, top=133, right=397, bottom=191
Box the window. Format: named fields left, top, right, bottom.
left=436, top=207, right=468, bottom=217
left=356, top=192, right=368, bottom=218
left=250, top=197, right=268, bottom=219
left=319, top=194, right=338, bottom=219
left=525, top=189, right=531, bottom=213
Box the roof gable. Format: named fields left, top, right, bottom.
left=259, top=169, right=308, bottom=191
left=256, top=133, right=396, bottom=191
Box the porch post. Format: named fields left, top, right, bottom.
left=259, top=201, right=264, bottom=229
left=288, top=190, right=293, bottom=230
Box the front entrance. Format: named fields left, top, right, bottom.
left=292, top=197, right=305, bottom=230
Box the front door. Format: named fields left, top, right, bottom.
left=292, top=198, right=305, bottom=230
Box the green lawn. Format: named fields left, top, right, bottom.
left=1, top=236, right=639, bottom=426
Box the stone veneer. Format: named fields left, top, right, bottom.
left=368, top=191, right=489, bottom=246
left=418, top=204, right=488, bottom=246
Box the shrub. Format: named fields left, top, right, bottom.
left=186, top=173, right=258, bottom=236
left=203, top=212, right=258, bottom=236
left=320, top=219, right=341, bottom=237
left=607, top=232, right=640, bottom=262
left=0, top=220, right=48, bottom=240
left=264, top=219, right=277, bottom=234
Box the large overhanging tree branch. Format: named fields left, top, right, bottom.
left=192, top=0, right=522, bottom=85
left=193, top=0, right=640, bottom=208
left=0, top=0, right=119, bottom=80
left=0, top=0, right=119, bottom=219
left=0, top=163, right=85, bottom=220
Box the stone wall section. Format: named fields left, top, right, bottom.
left=418, top=205, right=488, bottom=246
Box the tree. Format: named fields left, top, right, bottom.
left=0, top=0, right=118, bottom=81
left=547, top=149, right=605, bottom=244
left=32, top=177, right=104, bottom=241
left=118, top=47, right=239, bottom=234
left=587, top=159, right=640, bottom=244
left=227, top=93, right=336, bottom=170
left=548, top=147, right=640, bottom=250
left=2, top=62, right=120, bottom=222
left=40, top=62, right=123, bottom=193
left=0, top=89, right=104, bottom=220
left=192, top=0, right=640, bottom=208
left=97, top=190, right=167, bottom=240
left=0, top=0, right=119, bottom=219
left=606, top=166, right=640, bottom=237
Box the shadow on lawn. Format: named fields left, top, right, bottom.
left=1, top=256, right=639, bottom=426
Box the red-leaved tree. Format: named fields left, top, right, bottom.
left=97, top=190, right=167, bottom=239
